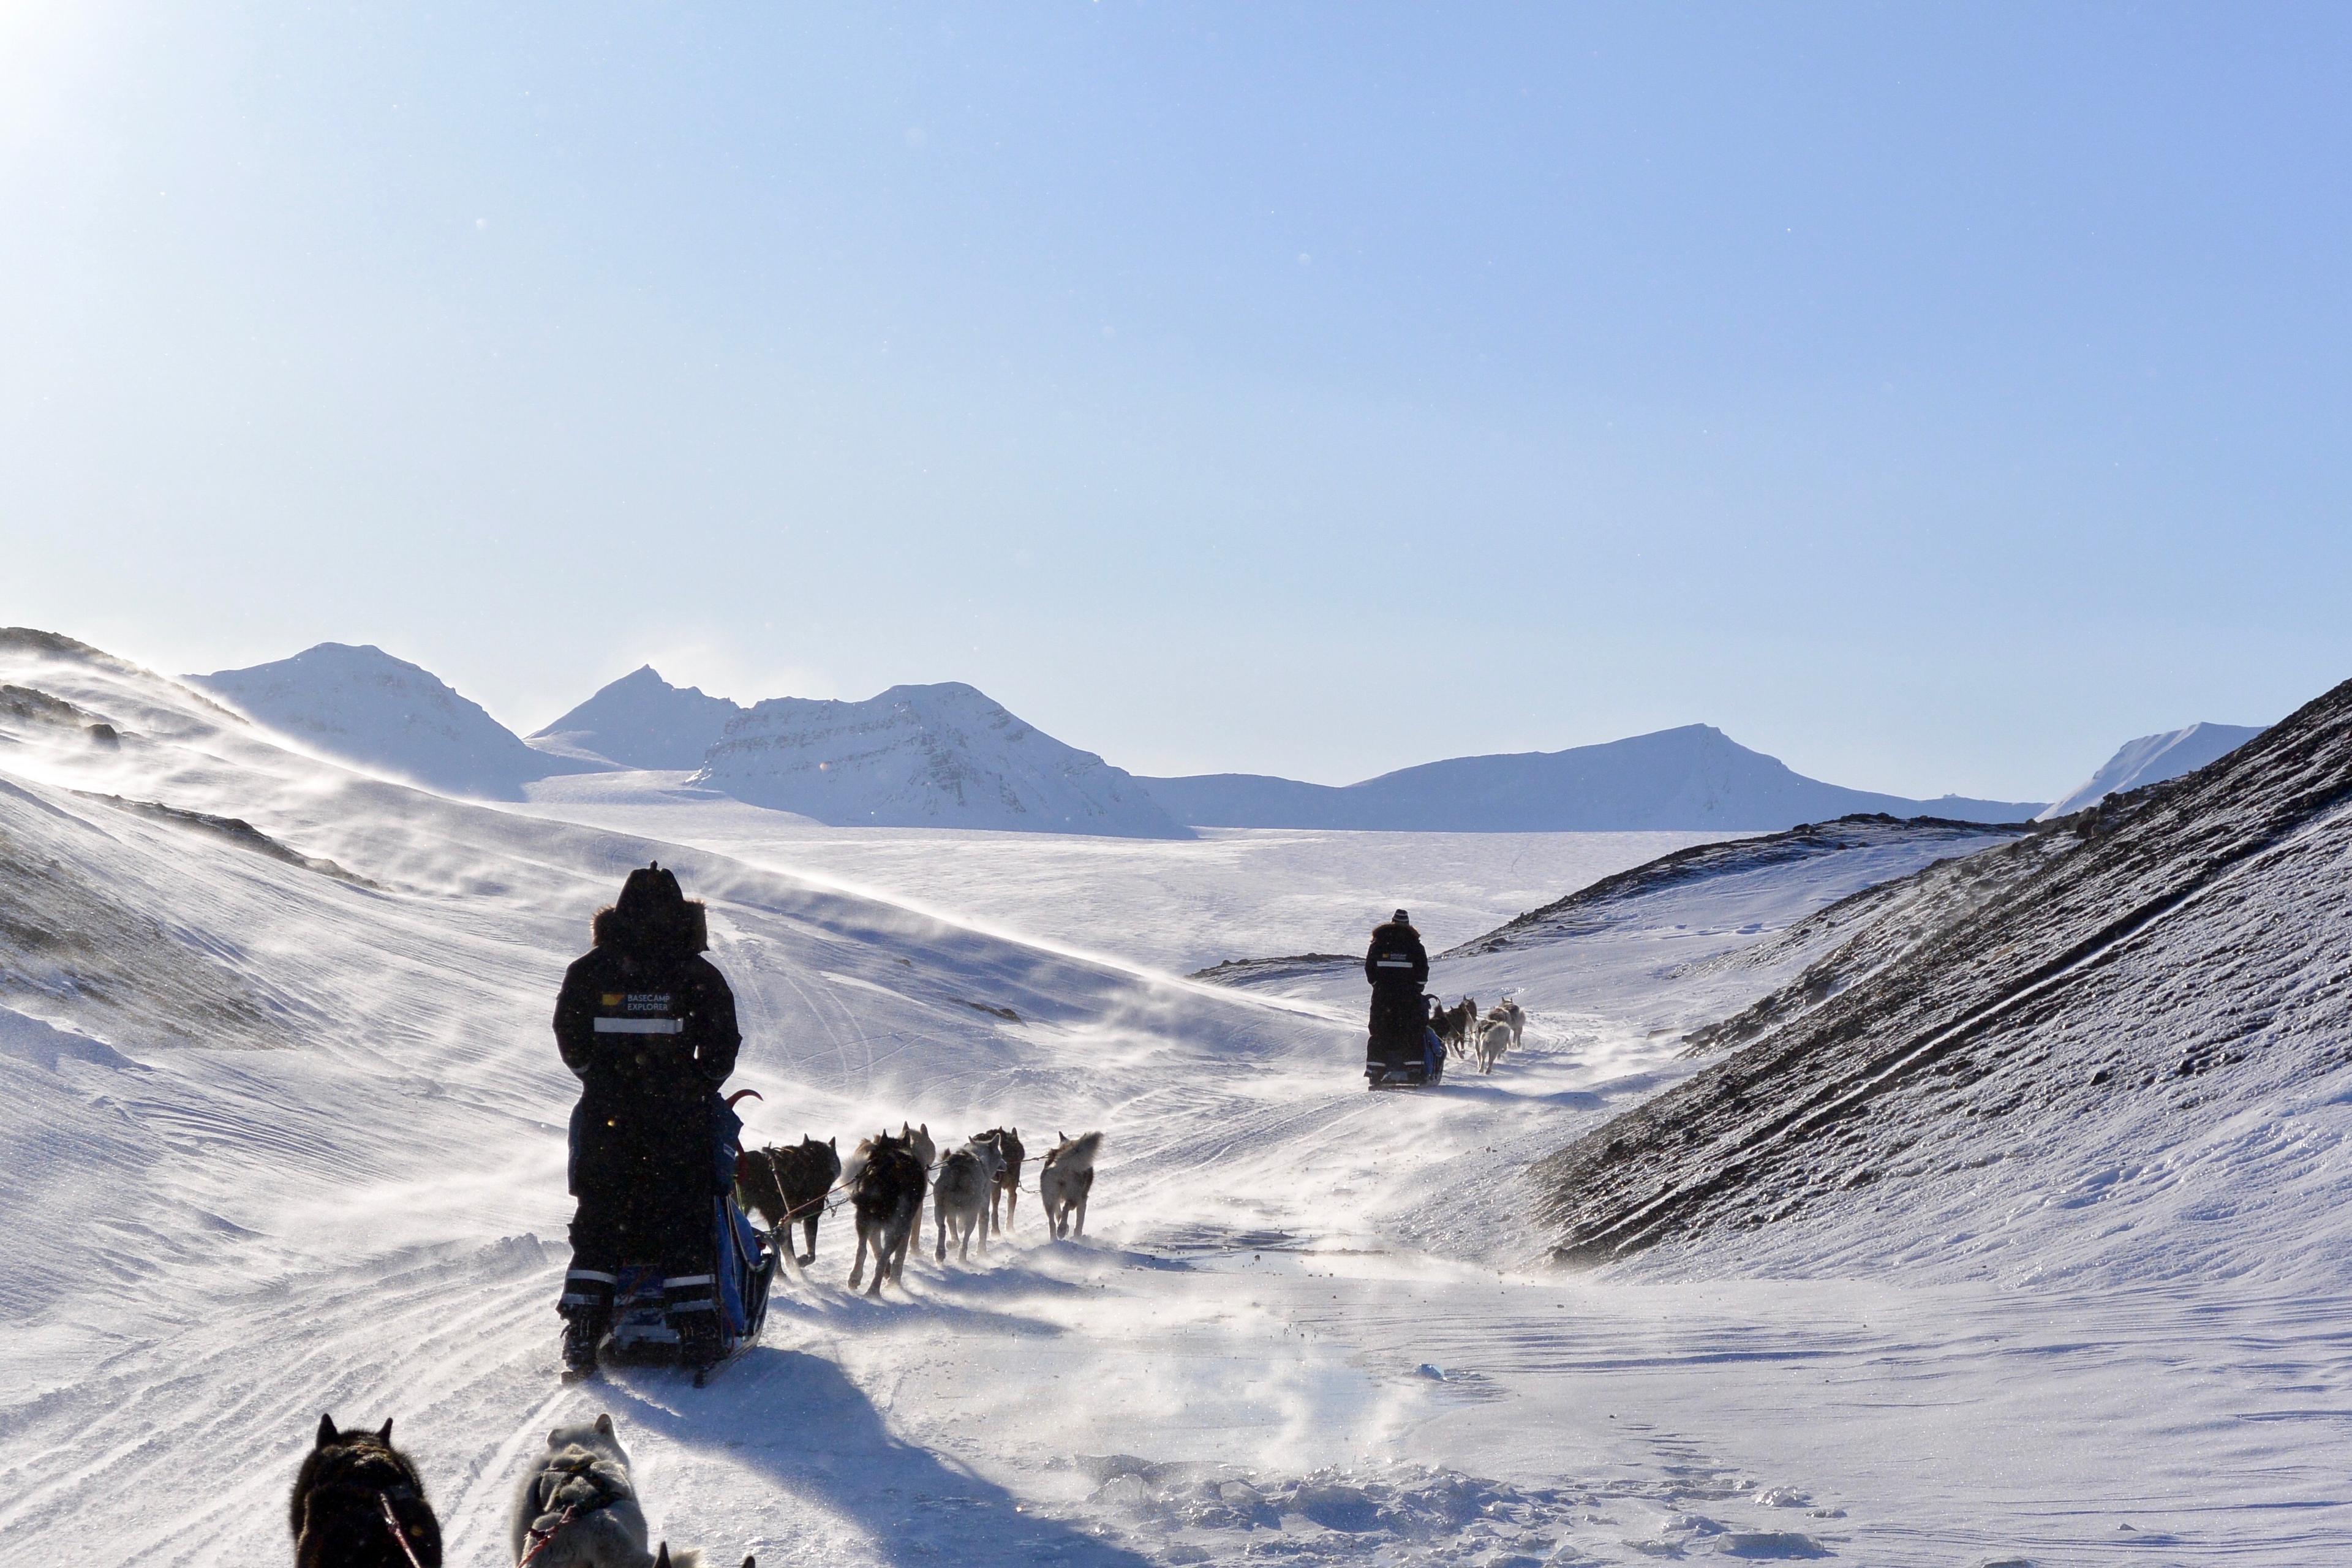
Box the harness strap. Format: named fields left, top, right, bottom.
left=375, top=1491, right=428, bottom=1568
left=516, top=1502, right=581, bottom=1568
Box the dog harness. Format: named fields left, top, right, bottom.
left=516, top=1453, right=627, bottom=1567
left=375, top=1491, right=428, bottom=1568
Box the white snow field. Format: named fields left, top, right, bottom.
left=516, top=768, right=1740, bottom=974
left=3, top=631, right=2346, bottom=1566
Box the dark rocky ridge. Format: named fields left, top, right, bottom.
left=1535, top=675, right=2352, bottom=1270
left=81, top=795, right=381, bottom=890
left=1442, top=815, right=2032, bottom=962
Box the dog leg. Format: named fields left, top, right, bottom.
left=802, top=1212, right=818, bottom=1267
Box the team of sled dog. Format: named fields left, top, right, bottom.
left=1428, top=995, right=1526, bottom=1074
left=292, top=1408, right=752, bottom=1568
left=734, top=1124, right=1104, bottom=1300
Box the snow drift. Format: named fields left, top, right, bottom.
left=1142, top=724, right=2044, bottom=832
left=693, top=682, right=1190, bottom=838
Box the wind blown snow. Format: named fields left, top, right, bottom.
left=2, top=630, right=2344, bottom=1566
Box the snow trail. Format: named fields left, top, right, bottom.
left=4, top=639, right=2350, bottom=1564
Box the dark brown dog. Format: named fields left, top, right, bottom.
left=978, top=1126, right=1025, bottom=1234
left=289, top=1414, right=441, bottom=1568
left=735, top=1136, right=842, bottom=1265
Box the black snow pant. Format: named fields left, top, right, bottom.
left=562, top=1091, right=715, bottom=1325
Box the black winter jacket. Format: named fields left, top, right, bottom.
left=1363, top=921, right=1430, bottom=990
left=554, top=947, right=741, bottom=1104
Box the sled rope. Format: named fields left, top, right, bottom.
left=375, top=1491, right=429, bottom=1568
left=515, top=1502, right=581, bottom=1568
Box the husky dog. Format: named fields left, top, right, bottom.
left=982, top=1126, right=1025, bottom=1233
left=933, top=1134, right=1005, bottom=1263
left=510, top=1412, right=741, bottom=1568
left=290, top=1413, right=442, bottom=1568
left=897, top=1121, right=935, bottom=1249
left=1476, top=1019, right=1510, bottom=1074
left=847, top=1130, right=927, bottom=1296
left=1435, top=998, right=1479, bottom=1058
left=1498, top=998, right=1526, bottom=1047
left=1039, top=1130, right=1102, bottom=1239
left=736, top=1136, right=841, bottom=1266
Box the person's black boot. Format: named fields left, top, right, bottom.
left=559, top=1267, right=614, bottom=1377
left=674, top=1311, right=722, bottom=1370
left=663, top=1272, right=722, bottom=1368
left=561, top=1311, right=605, bottom=1376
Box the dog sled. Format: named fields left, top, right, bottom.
left=581, top=1094, right=777, bottom=1386
left=1365, top=993, right=1447, bottom=1090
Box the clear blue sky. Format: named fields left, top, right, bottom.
left=4, top=4, right=2346, bottom=800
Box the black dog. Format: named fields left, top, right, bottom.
left=290, top=1413, right=441, bottom=1567
left=846, top=1130, right=927, bottom=1297
left=735, top=1136, right=842, bottom=1265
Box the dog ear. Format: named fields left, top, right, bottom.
left=829, top=1136, right=837, bottom=1148
left=377, top=1419, right=393, bottom=1444
left=595, top=1412, right=614, bottom=1436
left=654, top=1547, right=671, bottom=1568
left=316, top=1414, right=338, bottom=1447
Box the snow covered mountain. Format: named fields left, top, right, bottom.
left=2037, top=719, right=2267, bottom=820
left=190, top=642, right=607, bottom=799
left=528, top=665, right=744, bottom=771
left=693, top=682, right=1191, bottom=838
left=10, top=625, right=2348, bottom=1564
left=1536, top=677, right=2352, bottom=1286
left=1142, top=723, right=2044, bottom=831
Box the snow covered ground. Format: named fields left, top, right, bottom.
left=517, top=769, right=1737, bottom=973
left=4, top=633, right=2346, bottom=1566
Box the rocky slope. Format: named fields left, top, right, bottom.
left=1535, top=676, right=2352, bottom=1286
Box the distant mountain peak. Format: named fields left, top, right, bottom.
left=2038, top=722, right=2268, bottom=821
left=188, top=643, right=607, bottom=799
left=691, top=682, right=1186, bottom=838
left=529, top=665, right=744, bottom=772
left=1141, top=725, right=2042, bottom=832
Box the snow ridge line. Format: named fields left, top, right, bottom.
left=1555, top=787, right=2352, bottom=1265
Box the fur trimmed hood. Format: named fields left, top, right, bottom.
left=590, top=862, right=709, bottom=957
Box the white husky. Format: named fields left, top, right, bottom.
left=1039, top=1130, right=1102, bottom=1238
left=1476, top=1019, right=1511, bottom=1074
left=509, top=1413, right=741, bottom=1568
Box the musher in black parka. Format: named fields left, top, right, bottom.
left=554, top=862, right=741, bottom=1372
left=1365, top=908, right=1443, bottom=1079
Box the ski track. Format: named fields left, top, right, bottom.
left=4, top=652, right=2350, bottom=1566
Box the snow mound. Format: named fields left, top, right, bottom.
left=693, top=681, right=1191, bottom=838
left=2038, top=720, right=2268, bottom=820
left=1538, top=677, right=2352, bottom=1286
left=529, top=664, right=744, bottom=771
left=190, top=643, right=607, bottom=799
left=1143, top=724, right=2043, bottom=831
